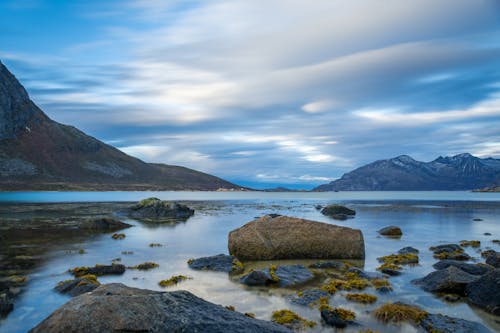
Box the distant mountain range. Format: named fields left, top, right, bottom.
left=0, top=61, right=240, bottom=191
left=314, top=154, right=500, bottom=191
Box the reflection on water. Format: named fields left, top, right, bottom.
left=0, top=195, right=499, bottom=332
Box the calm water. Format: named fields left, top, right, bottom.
left=1, top=191, right=500, bottom=332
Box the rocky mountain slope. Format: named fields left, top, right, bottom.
left=0, top=61, right=239, bottom=191
left=314, top=154, right=500, bottom=191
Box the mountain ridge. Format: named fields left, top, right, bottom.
left=314, top=153, right=500, bottom=191
left=0, top=60, right=240, bottom=191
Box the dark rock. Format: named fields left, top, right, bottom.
left=321, top=309, right=355, bottom=328
left=420, top=313, right=492, bottom=333
left=473, top=218, right=483, bottom=221
left=376, top=286, right=392, bottom=293
left=287, top=289, right=329, bottom=306
left=465, top=269, right=500, bottom=315
left=485, top=252, right=500, bottom=268
left=309, top=261, right=345, bottom=269
left=481, top=249, right=496, bottom=259
left=380, top=268, right=402, bottom=276
left=433, top=260, right=493, bottom=275
left=55, top=278, right=99, bottom=297
left=240, top=270, right=274, bottom=286
left=129, top=198, right=194, bottom=220
left=0, top=292, right=14, bottom=316
left=71, top=264, right=125, bottom=277
left=430, top=244, right=462, bottom=254
left=398, top=246, right=419, bottom=254
left=314, top=205, right=323, bottom=210
left=188, top=254, right=243, bottom=273
left=484, top=232, right=491, bottom=236
left=346, top=267, right=386, bottom=280
left=412, top=266, right=479, bottom=294
left=228, top=215, right=365, bottom=260
left=267, top=214, right=281, bottom=218
left=378, top=226, right=402, bottom=236
left=320, top=204, right=356, bottom=217
left=79, top=217, right=132, bottom=231
left=30, top=283, right=292, bottom=333
left=443, top=294, right=461, bottom=302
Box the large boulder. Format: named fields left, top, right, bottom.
left=321, top=204, right=356, bottom=220
left=465, top=269, right=500, bottom=315
left=228, top=215, right=364, bottom=260
left=30, top=283, right=291, bottom=333
left=433, top=260, right=492, bottom=275
left=412, top=266, right=479, bottom=294
left=420, top=313, right=492, bottom=333
left=128, top=198, right=194, bottom=220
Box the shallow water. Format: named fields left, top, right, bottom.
left=1, top=192, right=500, bottom=332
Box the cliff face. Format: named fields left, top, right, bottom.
left=314, top=154, right=500, bottom=191
left=0, top=61, right=239, bottom=191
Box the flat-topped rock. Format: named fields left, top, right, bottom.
left=188, top=254, right=243, bottom=273
left=240, top=265, right=314, bottom=288
left=228, top=215, right=364, bottom=260
left=320, top=204, right=356, bottom=220
left=30, top=283, right=292, bottom=333
left=128, top=198, right=194, bottom=220
left=433, top=260, right=492, bottom=275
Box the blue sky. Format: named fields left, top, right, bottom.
left=1, top=0, right=500, bottom=189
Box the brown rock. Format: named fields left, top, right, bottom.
left=228, top=215, right=365, bottom=260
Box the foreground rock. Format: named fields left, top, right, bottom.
left=188, top=254, right=243, bottom=273
left=433, top=260, right=492, bottom=275
left=465, top=269, right=500, bottom=315
left=79, top=217, right=132, bottom=231
left=30, top=283, right=291, bottom=333
left=485, top=251, right=500, bottom=268
left=128, top=198, right=194, bottom=220
left=412, top=266, right=479, bottom=294
left=420, top=313, right=492, bottom=333
left=228, top=215, right=365, bottom=260
left=320, top=204, right=356, bottom=220
left=378, top=226, right=402, bottom=237
left=241, top=265, right=314, bottom=288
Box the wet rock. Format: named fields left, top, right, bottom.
left=398, top=246, right=419, bottom=254
left=128, top=198, right=194, bottom=220
left=321, top=204, right=356, bottom=220
left=55, top=277, right=100, bottom=297
left=430, top=244, right=462, bottom=254
left=30, top=283, right=291, bottom=333
left=345, top=267, right=386, bottom=280
left=378, top=226, right=402, bottom=237
left=420, top=313, right=492, bottom=333
left=274, top=265, right=314, bottom=287
left=412, top=266, right=479, bottom=294
left=79, top=217, right=131, bottom=231
left=443, top=294, right=461, bottom=302
left=0, top=292, right=14, bottom=316
left=188, top=254, right=243, bottom=273
left=484, top=232, right=491, bottom=236
left=240, top=270, right=274, bottom=286
left=433, top=260, right=492, bottom=275
left=485, top=252, right=500, bottom=268
left=287, top=289, right=329, bottom=306
left=314, top=205, right=323, bottom=210
left=70, top=264, right=125, bottom=277
left=309, top=261, right=345, bottom=269
left=320, top=309, right=355, bottom=328
left=380, top=268, right=402, bottom=276
left=376, top=286, right=392, bottom=293
left=465, top=269, right=500, bottom=315
left=228, top=215, right=365, bottom=260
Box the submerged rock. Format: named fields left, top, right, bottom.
left=309, top=261, right=345, bottom=269
left=433, top=260, right=492, bottom=275
left=287, top=289, right=329, bottom=306
left=378, top=226, right=402, bottom=237
left=228, top=215, right=365, bottom=260
left=240, top=270, right=274, bottom=286
left=241, top=265, right=314, bottom=288
left=420, top=313, right=492, bottom=333
left=30, top=283, right=291, bottom=333
left=128, top=198, right=194, bottom=220
left=465, top=269, right=500, bottom=315
left=188, top=254, right=243, bottom=273
left=345, top=267, right=386, bottom=280
left=430, top=244, right=462, bottom=254
left=398, top=246, right=419, bottom=254
left=70, top=264, right=125, bottom=277
left=79, top=217, right=131, bottom=231
left=320, top=204, right=356, bottom=220
left=412, top=266, right=479, bottom=294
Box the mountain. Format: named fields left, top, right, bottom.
left=314, top=153, right=500, bottom=191
left=0, top=61, right=240, bottom=191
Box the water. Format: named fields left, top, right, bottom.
left=0, top=191, right=499, bottom=332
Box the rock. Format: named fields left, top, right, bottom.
left=485, top=252, right=500, bottom=268
left=241, top=265, right=314, bottom=288
left=484, top=232, right=491, bottom=236
left=320, top=309, right=355, bottom=328
left=321, top=204, right=355, bottom=216
left=378, top=226, right=402, bottom=236
left=412, top=266, right=479, bottom=294
left=309, top=261, right=345, bottom=269
left=443, top=294, right=461, bottom=302
left=0, top=292, right=14, bottom=316
left=70, top=264, right=125, bottom=277
left=128, top=198, right=194, bottom=220
left=465, top=269, right=500, bottom=315
left=55, top=277, right=99, bottom=297
left=314, top=205, right=323, bottom=210
left=420, top=313, right=492, bottom=333
left=473, top=218, right=483, bottom=221
left=345, top=267, right=386, bottom=280
left=376, top=286, right=392, bottom=293
left=380, top=268, right=402, bottom=276
left=398, top=246, right=419, bottom=254
left=287, top=289, right=329, bottom=306
left=188, top=254, right=243, bottom=273
left=79, top=217, right=132, bottom=231
left=430, top=244, right=462, bottom=254
left=228, top=215, right=365, bottom=260
left=30, top=283, right=291, bottom=333
left=433, top=260, right=492, bottom=275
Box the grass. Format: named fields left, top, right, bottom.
left=460, top=240, right=480, bottom=248
left=158, top=275, right=190, bottom=287
left=269, top=265, right=280, bottom=282
left=271, top=309, right=316, bottom=328
left=378, top=253, right=418, bottom=265
left=346, top=293, right=378, bottom=304
left=130, top=262, right=159, bottom=270
left=373, top=303, right=428, bottom=324
left=111, top=233, right=126, bottom=240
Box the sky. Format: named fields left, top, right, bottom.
left=1, top=0, right=500, bottom=189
